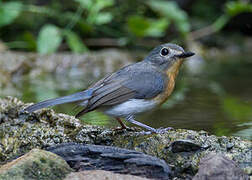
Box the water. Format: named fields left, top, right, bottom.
left=1, top=52, right=252, bottom=140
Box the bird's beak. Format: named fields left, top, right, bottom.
left=176, top=51, right=195, bottom=58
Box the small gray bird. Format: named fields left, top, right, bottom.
left=24, top=43, right=194, bottom=133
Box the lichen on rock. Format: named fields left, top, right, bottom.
left=0, top=96, right=251, bottom=179
left=0, top=149, right=72, bottom=180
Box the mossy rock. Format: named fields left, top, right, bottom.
left=0, top=96, right=251, bottom=178
left=0, top=149, right=73, bottom=180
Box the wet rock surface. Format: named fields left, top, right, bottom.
left=48, top=143, right=171, bottom=180
left=0, top=149, right=72, bottom=180
left=0, top=96, right=251, bottom=179
left=193, top=153, right=249, bottom=180
left=0, top=50, right=132, bottom=97
left=0, top=50, right=132, bottom=78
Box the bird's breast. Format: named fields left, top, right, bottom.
left=153, top=74, right=175, bottom=104
left=103, top=99, right=158, bottom=117
left=154, top=60, right=182, bottom=105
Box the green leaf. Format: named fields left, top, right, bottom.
left=176, top=19, right=190, bottom=34
left=128, top=16, right=169, bottom=38
left=148, top=0, right=181, bottom=19
left=146, top=18, right=169, bottom=37
left=0, top=1, right=23, bottom=27
left=37, top=24, right=62, bottom=54
left=127, top=16, right=150, bottom=37
left=95, top=12, right=113, bottom=25
left=75, top=0, right=93, bottom=9
left=225, top=1, right=252, bottom=17
left=76, top=0, right=114, bottom=13
left=94, top=0, right=114, bottom=12
left=147, top=0, right=190, bottom=33
left=21, top=31, right=37, bottom=51
left=64, top=30, right=88, bottom=53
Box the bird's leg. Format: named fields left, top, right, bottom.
left=125, top=115, right=157, bottom=133
left=125, top=115, right=172, bottom=134
left=114, top=117, right=128, bottom=130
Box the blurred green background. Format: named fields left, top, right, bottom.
left=0, top=0, right=252, bottom=139
left=0, top=0, right=251, bottom=53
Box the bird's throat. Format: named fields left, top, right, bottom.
left=166, top=60, right=183, bottom=77
left=154, top=60, right=183, bottom=105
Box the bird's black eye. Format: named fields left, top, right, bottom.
left=160, top=48, right=169, bottom=56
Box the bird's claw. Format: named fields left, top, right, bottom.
left=135, top=127, right=173, bottom=135
left=154, top=127, right=173, bottom=134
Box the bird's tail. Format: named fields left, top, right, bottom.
left=24, top=89, right=93, bottom=113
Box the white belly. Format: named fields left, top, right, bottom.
left=104, top=99, right=157, bottom=117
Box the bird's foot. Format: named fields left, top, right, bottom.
left=138, top=127, right=173, bottom=135
left=154, top=127, right=173, bottom=134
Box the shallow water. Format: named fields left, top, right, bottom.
left=1, top=51, right=252, bottom=140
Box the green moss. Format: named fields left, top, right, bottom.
left=0, top=97, right=251, bottom=179
left=0, top=149, right=73, bottom=180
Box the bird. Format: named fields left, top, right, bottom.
left=24, top=43, right=194, bottom=133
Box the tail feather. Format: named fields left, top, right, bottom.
left=24, top=90, right=93, bottom=113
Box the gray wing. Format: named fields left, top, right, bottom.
left=76, top=62, right=167, bottom=117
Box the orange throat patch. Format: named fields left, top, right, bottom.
left=154, top=60, right=183, bottom=105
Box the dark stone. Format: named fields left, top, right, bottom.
left=47, top=143, right=171, bottom=180
left=170, top=140, right=208, bottom=153
left=193, top=153, right=249, bottom=180
left=226, top=143, right=234, bottom=150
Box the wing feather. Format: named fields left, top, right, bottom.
left=75, top=62, right=167, bottom=117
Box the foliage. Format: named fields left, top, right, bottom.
left=0, top=0, right=114, bottom=54
left=126, top=0, right=189, bottom=38
left=64, top=30, right=88, bottom=53
left=37, top=24, right=62, bottom=54
left=147, top=0, right=190, bottom=35
left=225, top=1, right=252, bottom=16
left=0, top=0, right=251, bottom=54
left=127, top=15, right=169, bottom=37
left=0, top=1, right=22, bottom=27
left=213, top=1, right=252, bottom=32
left=76, top=0, right=114, bottom=25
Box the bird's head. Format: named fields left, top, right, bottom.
left=145, top=43, right=194, bottom=71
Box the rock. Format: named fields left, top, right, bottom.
left=0, top=96, right=110, bottom=163
left=64, top=170, right=149, bottom=180
left=193, top=153, right=249, bottom=180
left=113, top=130, right=252, bottom=177
left=0, top=50, right=132, bottom=97
left=169, top=139, right=208, bottom=153
left=0, top=41, right=7, bottom=52
left=226, top=143, right=234, bottom=150
left=47, top=143, right=171, bottom=180
left=0, top=97, right=251, bottom=179
left=0, top=149, right=72, bottom=180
